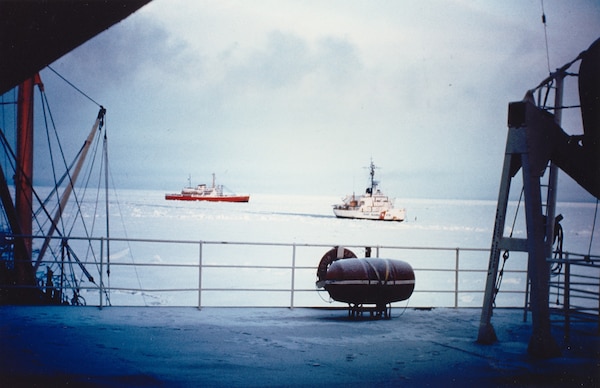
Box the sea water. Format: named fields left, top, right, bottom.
left=107, top=189, right=597, bottom=253
left=40, top=189, right=600, bottom=307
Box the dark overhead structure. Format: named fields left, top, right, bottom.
left=0, top=0, right=151, bottom=95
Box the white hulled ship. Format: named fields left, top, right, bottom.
left=332, top=161, right=406, bottom=221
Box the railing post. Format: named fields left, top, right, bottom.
left=198, top=241, right=203, bottom=310
left=563, top=253, right=570, bottom=341
left=597, top=263, right=600, bottom=334
left=455, top=248, right=459, bottom=308
left=290, top=244, right=296, bottom=309
left=523, top=275, right=530, bottom=322
left=99, top=237, right=104, bottom=309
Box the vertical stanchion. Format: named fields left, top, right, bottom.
left=563, top=254, right=570, bottom=341
left=597, top=259, right=600, bottom=334
left=99, top=237, right=104, bottom=309
left=198, top=241, right=203, bottom=310
left=455, top=248, right=460, bottom=308
left=597, top=265, right=600, bottom=334
left=523, top=275, right=530, bottom=322
left=290, top=244, right=296, bottom=309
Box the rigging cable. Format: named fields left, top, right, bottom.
left=588, top=199, right=599, bottom=262
left=107, top=162, right=148, bottom=306
left=102, top=128, right=112, bottom=305
left=74, top=118, right=112, bottom=304
left=47, top=65, right=102, bottom=108
left=39, top=86, right=67, bottom=235
left=67, top=122, right=103, bottom=288
left=33, top=154, right=80, bottom=219
left=38, top=88, right=83, bottom=300
left=540, top=0, right=552, bottom=74
left=0, top=128, right=63, bottom=244
left=63, top=112, right=112, bottom=305
left=39, top=75, right=106, bottom=243
left=492, top=186, right=524, bottom=307
left=36, top=74, right=107, bottom=302
left=39, top=82, right=147, bottom=305
left=39, top=87, right=102, bottom=269
left=551, top=215, right=564, bottom=273
left=551, top=215, right=564, bottom=305
left=39, top=88, right=104, bottom=255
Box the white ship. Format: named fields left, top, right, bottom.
left=333, top=161, right=406, bottom=221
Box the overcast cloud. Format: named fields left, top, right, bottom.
left=36, top=0, right=600, bottom=200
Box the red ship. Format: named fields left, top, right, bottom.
left=165, top=174, right=250, bottom=202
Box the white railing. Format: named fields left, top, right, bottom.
left=5, top=236, right=599, bottom=320
left=547, top=253, right=600, bottom=332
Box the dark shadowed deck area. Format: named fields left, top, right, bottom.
left=1, top=306, right=598, bottom=387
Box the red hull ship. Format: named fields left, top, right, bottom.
left=165, top=174, right=250, bottom=203
left=165, top=193, right=250, bottom=202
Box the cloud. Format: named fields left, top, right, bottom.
left=25, top=0, right=600, bottom=201
left=243, top=31, right=312, bottom=88
left=53, top=13, right=192, bottom=92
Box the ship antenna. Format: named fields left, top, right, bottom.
left=367, top=159, right=379, bottom=195
left=370, top=160, right=375, bottom=194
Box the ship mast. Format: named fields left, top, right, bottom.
left=367, top=160, right=379, bottom=195
left=13, top=75, right=43, bottom=289
left=0, top=74, right=46, bottom=299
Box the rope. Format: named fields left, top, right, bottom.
left=47, top=65, right=102, bottom=107
left=392, top=299, right=410, bottom=319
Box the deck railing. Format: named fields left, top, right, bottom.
left=3, top=235, right=599, bottom=323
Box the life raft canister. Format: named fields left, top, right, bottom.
left=323, top=257, right=415, bottom=305
left=316, top=248, right=416, bottom=306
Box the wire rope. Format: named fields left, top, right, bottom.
left=34, top=72, right=108, bottom=302
left=588, top=199, right=599, bottom=260
left=492, top=187, right=524, bottom=307
left=540, top=0, right=552, bottom=74
left=39, top=89, right=67, bottom=235
left=107, top=163, right=147, bottom=306
left=47, top=66, right=102, bottom=107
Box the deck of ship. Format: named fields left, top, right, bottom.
left=1, top=306, right=598, bottom=387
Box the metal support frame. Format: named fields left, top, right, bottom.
left=477, top=74, right=571, bottom=357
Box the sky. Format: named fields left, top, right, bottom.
left=7, top=0, right=600, bottom=200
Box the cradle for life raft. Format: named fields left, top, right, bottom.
left=316, top=247, right=415, bottom=319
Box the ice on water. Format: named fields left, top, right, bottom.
left=39, top=188, right=599, bottom=307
